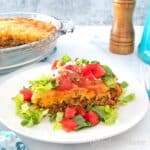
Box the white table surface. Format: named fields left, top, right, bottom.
left=0, top=26, right=150, bottom=150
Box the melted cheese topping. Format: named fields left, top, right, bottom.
left=0, top=18, right=57, bottom=48
left=32, top=83, right=109, bottom=108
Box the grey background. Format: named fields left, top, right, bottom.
left=0, top=0, right=149, bottom=25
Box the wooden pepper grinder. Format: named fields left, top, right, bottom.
left=110, top=0, right=135, bottom=54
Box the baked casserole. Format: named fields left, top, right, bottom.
left=0, top=17, right=57, bottom=48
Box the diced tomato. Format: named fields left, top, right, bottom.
left=64, top=107, right=77, bottom=119
left=65, top=65, right=84, bottom=74
left=59, top=61, right=65, bottom=67
left=82, top=71, right=95, bottom=80
left=76, top=107, right=86, bottom=117
left=82, top=64, right=106, bottom=79
left=84, top=111, right=100, bottom=126
left=77, top=77, right=101, bottom=88
left=65, top=65, right=74, bottom=71
left=51, top=60, right=59, bottom=70
left=51, top=60, right=65, bottom=70
left=56, top=76, right=73, bottom=91
left=60, top=119, right=78, bottom=132
left=92, top=64, right=105, bottom=78
left=20, top=88, right=33, bottom=102
left=84, top=81, right=107, bottom=91
left=77, top=77, right=92, bottom=87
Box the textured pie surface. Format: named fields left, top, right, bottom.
left=0, top=18, right=57, bottom=48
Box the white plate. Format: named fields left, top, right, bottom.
left=0, top=63, right=149, bottom=144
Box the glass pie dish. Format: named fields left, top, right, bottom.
left=0, top=12, right=74, bottom=74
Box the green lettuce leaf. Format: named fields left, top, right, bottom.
left=90, top=60, right=100, bottom=64
left=120, top=81, right=128, bottom=89
left=101, top=65, right=116, bottom=88
left=29, top=75, right=58, bottom=93
left=49, top=113, right=57, bottom=122
left=49, top=112, right=64, bottom=123
left=12, top=94, right=24, bottom=115
left=102, top=65, right=116, bottom=77
left=118, top=93, right=135, bottom=105
left=53, top=122, right=62, bottom=130
left=102, top=76, right=116, bottom=88
left=61, top=55, right=72, bottom=63
left=55, top=112, right=64, bottom=122
left=20, top=108, right=49, bottom=127
left=49, top=112, right=64, bottom=130
left=88, top=105, right=117, bottom=125
left=12, top=94, right=49, bottom=127
left=75, top=58, right=89, bottom=65
left=74, top=115, right=91, bottom=130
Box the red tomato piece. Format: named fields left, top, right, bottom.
left=65, top=107, right=77, bottom=119
left=65, top=65, right=84, bottom=74
left=51, top=60, right=59, bottom=70
left=51, top=60, right=65, bottom=70
left=84, top=111, right=100, bottom=126
left=56, top=76, right=73, bottom=91
left=82, top=70, right=95, bottom=80
left=65, top=65, right=74, bottom=71
left=60, top=119, right=78, bottom=132
left=82, top=64, right=106, bottom=79
left=20, top=88, right=33, bottom=102
left=77, top=77, right=92, bottom=87
left=76, top=107, right=86, bottom=117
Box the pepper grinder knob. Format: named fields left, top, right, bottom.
left=110, top=0, right=135, bottom=54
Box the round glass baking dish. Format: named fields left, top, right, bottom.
left=0, top=12, right=74, bottom=74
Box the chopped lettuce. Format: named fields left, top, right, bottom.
left=74, top=115, right=91, bottom=130
left=76, top=58, right=100, bottom=65
left=61, top=55, right=72, bottom=63
left=102, top=65, right=116, bottom=77
left=29, top=75, right=58, bottom=93
left=118, top=93, right=135, bottom=105
left=49, top=112, right=64, bottom=130
left=120, top=81, right=128, bottom=89
left=87, top=105, right=117, bottom=125
left=55, top=112, right=64, bottom=122
left=90, top=60, right=100, bottom=64
left=12, top=94, right=49, bottom=127
left=49, top=112, right=64, bottom=123
left=21, top=103, right=30, bottom=113
left=29, top=75, right=52, bottom=86
left=53, top=112, right=64, bottom=130
left=102, top=76, right=116, bottom=88
left=12, top=94, right=24, bottom=115
left=75, top=58, right=89, bottom=65
left=20, top=108, right=49, bottom=127
left=53, top=122, right=62, bottom=130
left=101, top=65, right=116, bottom=88
left=49, top=113, right=57, bottom=122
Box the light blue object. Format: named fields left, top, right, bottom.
left=147, top=89, right=150, bottom=98
left=138, top=7, right=150, bottom=64
left=0, top=130, right=28, bottom=150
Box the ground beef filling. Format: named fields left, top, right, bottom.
left=33, top=88, right=120, bottom=113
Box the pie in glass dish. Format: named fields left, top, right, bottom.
left=0, top=17, right=57, bottom=48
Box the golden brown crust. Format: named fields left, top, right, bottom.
left=0, top=17, right=57, bottom=48
left=31, top=83, right=122, bottom=113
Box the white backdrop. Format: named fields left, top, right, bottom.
left=0, top=0, right=149, bottom=24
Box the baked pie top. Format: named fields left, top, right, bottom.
left=0, top=17, right=57, bottom=48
